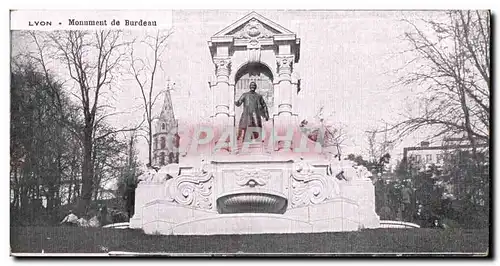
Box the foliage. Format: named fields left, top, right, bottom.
left=10, top=56, right=136, bottom=225
left=11, top=58, right=80, bottom=224
left=115, top=133, right=143, bottom=201
left=344, top=153, right=391, bottom=175
left=26, top=30, right=139, bottom=214
left=385, top=148, right=489, bottom=229
left=376, top=10, right=490, bottom=229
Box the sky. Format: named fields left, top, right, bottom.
left=118, top=10, right=428, bottom=162
left=12, top=10, right=448, bottom=164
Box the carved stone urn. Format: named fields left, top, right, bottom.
left=217, top=192, right=287, bottom=214
left=215, top=165, right=288, bottom=214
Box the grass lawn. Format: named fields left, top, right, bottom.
left=10, top=226, right=489, bottom=256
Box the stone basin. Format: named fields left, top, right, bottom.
left=216, top=192, right=288, bottom=214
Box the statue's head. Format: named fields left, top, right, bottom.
left=249, top=82, right=257, bottom=92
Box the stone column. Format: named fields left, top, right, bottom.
left=213, top=57, right=231, bottom=117
left=272, top=55, right=295, bottom=151
left=211, top=57, right=234, bottom=154
left=275, top=55, right=294, bottom=115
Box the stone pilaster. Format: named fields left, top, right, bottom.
left=212, top=57, right=232, bottom=117
left=272, top=55, right=295, bottom=152
left=211, top=57, right=234, bottom=154
left=275, top=55, right=294, bottom=116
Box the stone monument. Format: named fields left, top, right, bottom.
left=129, top=12, right=380, bottom=235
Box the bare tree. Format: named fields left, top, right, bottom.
left=129, top=30, right=173, bottom=166
left=389, top=10, right=490, bottom=160
left=27, top=30, right=138, bottom=213
left=301, top=106, right=348, bottom=158
left=366, top=126, right=393, bottom=163
left=322, top=122, right=348, bottom=158
left=384, top=11, right=490, bottom=214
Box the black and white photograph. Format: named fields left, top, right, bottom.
left=8, top=9, right=491, bottom=256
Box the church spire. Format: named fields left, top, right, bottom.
left=159, top=77, right=177, bottom=131
left=153, top=77, right=179, bottom=166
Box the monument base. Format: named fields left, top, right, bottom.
left=138, top=197, right=365, bottom=235
left=131, top=153, right=380, bottom=236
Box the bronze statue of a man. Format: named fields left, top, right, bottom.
left=235, top=82, right=269, bottom=140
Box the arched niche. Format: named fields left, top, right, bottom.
left=234, top=63, right=274, bottom=126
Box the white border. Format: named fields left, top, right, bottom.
left=3, top=1, right=498, bottom=265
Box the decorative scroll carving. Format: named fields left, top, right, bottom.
left=290, top=158, right=340, bottom=208
left=276, top=55, right=294, bottom=76
left=235, top=168, right=271, bottom=188
left=165, top=165, right=214, bottom=210
left=213, top=57, right=231, bottom=78
left=234, top=19, right=273, bottom=40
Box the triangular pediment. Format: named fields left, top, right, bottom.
left=213, top=11, right=294, bottom=38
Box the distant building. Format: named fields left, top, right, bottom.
left=403, top=137, right=489, bottom=172
left=153, top=81, right=180, bottom=166
left=402, top=137, right=489, bottom=207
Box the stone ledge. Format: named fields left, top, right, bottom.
left=171, top=213, right=313, bottom=235
left=379, top=220, right=420, bottom=228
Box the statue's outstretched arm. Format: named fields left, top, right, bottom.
left=235, top=94, right=245, bottom=107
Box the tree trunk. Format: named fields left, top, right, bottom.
left=75, top=178, right=80, bottom=200
left=92, top=147, right=100, bottom=203
left=67, top=180, right=73, bottom=205
left=148, top=121, right=152, bottom=166
left=67, top=152, right=78, bottom=204
left=457, top=83, right=482, bottom=177
left=93, top=186, right=99, bottom=201
left=80, top=126, right=94, bottom=214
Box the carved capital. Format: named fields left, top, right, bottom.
left=235, top=168, right=271, bottom=187
left=276, top=55, right=294, bottom=76
left=213, top=57, right=232, bottom=78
